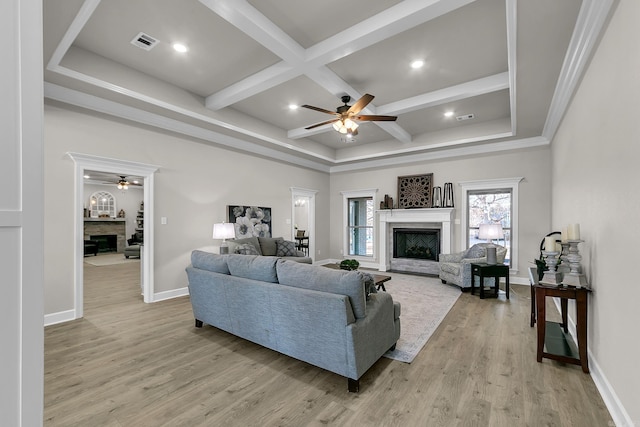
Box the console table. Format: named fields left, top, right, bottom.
left=535, top=283, right=592, bottom=373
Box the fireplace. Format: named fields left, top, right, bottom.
left=377, top=208, right=454, bottom=274
left=393, top=228, right=440, bottom=261
left=90, top=234, right=117, bottom=253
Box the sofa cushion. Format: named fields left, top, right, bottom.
left=276, top=240, right=298, bottom=257
left=276, top=260, right=367, bottom=318
left=236, top=243, right=261, bottom=255
left=228, top=236, right=263, bottom=255
left=191, top=250, right=230, bottom=274
left=258, top=237, right=284, bottom=256
left=227, top=254, right=278, bottom=283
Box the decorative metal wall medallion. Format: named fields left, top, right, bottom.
left=397, top=173, right=433, bottom=208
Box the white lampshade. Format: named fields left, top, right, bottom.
left=478, top=223, right=504, bottom=241
left=212, top=222, right=235, bottom=240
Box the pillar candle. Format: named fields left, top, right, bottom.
left=561, top=226, right=568, bottom=242
left=544, top=236, right=556, bottom=252
left=568, top=223, right=580, bottom=240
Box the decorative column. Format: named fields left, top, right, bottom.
left=541, top=250, right=563, bottom=285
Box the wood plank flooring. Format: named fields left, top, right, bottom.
left=44, top=262, right=613, bottom=426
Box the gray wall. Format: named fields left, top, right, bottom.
left=551, top=0, right=638, bottom=423
left=44, top=104, right=330, bottom=313
left=329, top=147, right=552, bottom=278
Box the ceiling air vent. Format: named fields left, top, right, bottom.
left=130, top=32, right=158, bottom=51
left=456, top=113, right=475, bottom=121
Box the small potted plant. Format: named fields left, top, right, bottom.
left=340, top=259, right=360, bottom=271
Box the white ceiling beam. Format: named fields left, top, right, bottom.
left=306, top=0, right=477, bottom=66
left=198, top=0, right=305, bottom=63
left=205, top=62, right=300, bottom=110
left=377, top=72, right=510, bottom=116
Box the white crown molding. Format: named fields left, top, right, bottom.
left=542, top=0, right=617, bottom=140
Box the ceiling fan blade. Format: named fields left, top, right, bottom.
left=301, top=105, right=339, bottom=115
left=347, top=94, right=374, bottom=115
left=305, top=118, right=340, bottom=130
left=353, top=114, right=397, bottom=122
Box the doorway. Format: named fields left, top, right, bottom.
left=69, top=152, right=159, bottom=319
left=290, top=187, right=317, bottom=262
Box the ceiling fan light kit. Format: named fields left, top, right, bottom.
left=302, top=94, right=396, bottom=140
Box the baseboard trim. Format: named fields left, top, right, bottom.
left=552, top=299, right=633, bottom=427
left=44, top=309, right=76, bottom=327
left=153, top=286, right=189, bottom=302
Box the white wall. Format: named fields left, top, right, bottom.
left=44, top=103, right=330, bottom=314
left=1, top=0, right=43, bottom=424
left=551, top=0, right=639, bottom=424
left=330, top=147, right=552, bottom=278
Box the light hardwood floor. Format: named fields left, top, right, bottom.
left=44, top=261, right=613, bottom=426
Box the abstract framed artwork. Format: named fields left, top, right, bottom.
left=397, top=173, right=433, bottom=208
left=227, top=205, right=272, bottom=238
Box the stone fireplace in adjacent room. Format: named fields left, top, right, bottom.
left=378, top=208, right=454, bottom=275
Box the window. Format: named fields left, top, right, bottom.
left=341, top=189, right=377, bottom=259
left=89, top=191, right=116, bottom=218
left=468, top=190, right=512, bottom=264
left=459, top=178, right=523, bottom=271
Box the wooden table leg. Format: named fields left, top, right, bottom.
left=561, top=298, right=568, bottom=333
left=536, top=288, right=546, bottom=363
left=530, top=285, right=536, bottom=327
left=576, top=291, right=589, bottom=373
left=505, top=272, right=510, bottom=299
left=480, top=274, right=485, bottom=299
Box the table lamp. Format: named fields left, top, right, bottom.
left=478, top=223, right=504, bottom=264
left=213, top=222, right=235, bottom=254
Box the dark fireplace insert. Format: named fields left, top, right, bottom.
left=89, top=234, right=117, bottom=253
left=393, top=228, right=440, bottom=261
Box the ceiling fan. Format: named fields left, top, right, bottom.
left=301, top=94, right=397, bottom=136
left=102, top=175, right=142, bottom=190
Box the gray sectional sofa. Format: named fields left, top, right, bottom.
left=227, top=236, right=312, bottom=263
left=186, top=251, right=401, bottom=392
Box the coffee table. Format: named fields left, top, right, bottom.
left=322, top=264, right=391, bottom=291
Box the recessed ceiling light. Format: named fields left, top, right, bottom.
left=288, top=104, right=298, bottom=110
left=410, top=60, right=424, bottom=69
left=83, top=175, right=90, bottom=179
left=173, top=43, right=188, bottom=53
left=444, top=111, right=454, bottom=118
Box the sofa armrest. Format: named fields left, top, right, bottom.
left=439, top=252, right=464, bottom=263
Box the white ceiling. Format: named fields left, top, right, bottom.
left=43, top=0, right=614, bottom=172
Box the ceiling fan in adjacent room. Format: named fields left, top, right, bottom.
left=102, top=175, right=142, bottom=190
left=301, top=94, right=397, bottom=137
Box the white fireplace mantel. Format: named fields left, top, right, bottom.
left=377, top=208, right=455, bottom=271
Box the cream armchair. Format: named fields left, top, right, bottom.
left=439, top=243, right=507, bottom=289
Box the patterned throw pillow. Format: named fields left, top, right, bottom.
left=464, top=244, right=486, bottom=259
left=235, top=243, right=260, bottom=255
left=276, top=240, right=298, bottom=257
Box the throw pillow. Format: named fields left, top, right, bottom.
left=276, top=240, right=298, bottom=257
left=235, top=243, right=260, bottom=255
left=464, top=244, right=486, bottom=259
left=361, top=272, right=377, bottom=299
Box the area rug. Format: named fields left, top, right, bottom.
left=381, top=272, right=461, bottom=363
left=84, top=253, right=140, bottom=266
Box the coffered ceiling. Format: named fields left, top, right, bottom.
left=43, top=0, right=614, bottom=172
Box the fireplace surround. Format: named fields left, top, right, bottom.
left=377, top=208, right=454, bottom=273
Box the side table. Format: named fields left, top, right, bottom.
left=535, top=283, right=592, bottom=373
left=471, top=263, right=510, bottom=299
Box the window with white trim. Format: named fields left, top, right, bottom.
left=459, top=178, right=523, bottom=271
left=341, top=189, right=377, bottom=259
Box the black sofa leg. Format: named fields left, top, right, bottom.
left=195, top=319, right=203, bottom=328
left=348, top=378, right=359, bottom=393
left=389, top=343, right=396, bottom=352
